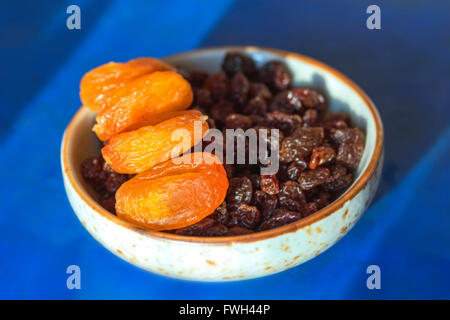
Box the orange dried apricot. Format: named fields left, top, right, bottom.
left=80, top=58, right=173, bottom=111
left=93, top=71, right=193, bottom=141
left=115, top=152, right=229, bottom=231
left=101, top=110, right=209, bottom=174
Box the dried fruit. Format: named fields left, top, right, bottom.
left=226, top=177, right=253, bottom=208
left=102, top=110, right=209, bottom=173
left=334, top=128, right=365, bottom=169
left=230, top=72, right=250, bottom=106
left=115, top=152, right=228, bottom=230
left=258, top=208, right=302, bottom=231
left=278, top=181, right=306, bottom=212
left=80, top=58, right=174, bottom=112
left=298, top=168, right=330, bottom=190
left=309, top=146, right=336, bottom=169
left=93, top=71, right=193, bottom=141
left=222, top=52, right=257, bottom=77
left=260, top=174, right=280, bottom=195
left=259, top=60, right=292, bottom=91
left=228, top=203, right=261, bottom=229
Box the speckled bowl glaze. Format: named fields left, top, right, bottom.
left=61, top=46, right=383, bottom=281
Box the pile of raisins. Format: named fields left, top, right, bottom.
left=81, top=51, right=365, bottom=237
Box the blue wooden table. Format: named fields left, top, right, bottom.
left=0, top=0, right=449, bottom=299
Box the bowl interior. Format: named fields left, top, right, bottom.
left=63, top=46, right=380, bottom=235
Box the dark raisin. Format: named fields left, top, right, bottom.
left=228, top=204, right=261, bottom=229
left=269, top=89, right=307, bottom=114
left=226, top=177, right=253, bottom=208
left=249, top=82, right=272, bottom=100
left=230, top=72, right=250, bottom=106
left=210, top=100, right=235, bottom=124
left=226, top=226, right=255, bottom=236
left=204, top=72, right=229, bottom=101
left=105, top=172, right=129, bottom=194
left=263, top=111, right=303, bottom=136
left=243, top=96, right=268, bottom=116
left=175, top=217, right=216, bottom=236
left=210, top=201, right=229, bottom=225
left=203, top=223, right=228, bottom=237
left=311, top=192, right=331, bottom=210
left=322, top=164, right=353, bottom=192
left=225, top=113, right=252, bottom=130
left=222, top=52, right=257, bottom=77
left=258, top=208, right=302, bottom=231
left=252, top=190, right=278, bottom=220
left=187, top=72, right=209, bottom=88
left=303, top=109, right=319, bottom=127
left=309, top=146, right=336, bottom=169
left=290, top=88, right=326, bottom=109
left=303, top=202, right=319, bottom=217
left=81, top=157, right=109, bottom=192
left=100, top=196, right=116, bottom=213
left=334, top=128, right=365, bottom=169
left=286, top=161, right=308, bottom=180
left=298, top=168, right=331, bottom=190
left=259, top=60, right=292, bottom=91
left=278, top=181, right=306, bottom=212
left=194, top=88, right=213, bottom=108
left=260, top=174, right=279, bottom=195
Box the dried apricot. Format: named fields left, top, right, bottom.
left=80, top=58, right=173, bottom=111
left=102, top=110, right=209, bottom=174
left=115, top=152, right=229, bottom=231
left=93, top=71, right=193, bottom=141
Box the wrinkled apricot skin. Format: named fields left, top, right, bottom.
left=80, top=58, right=174, bottom=111
left=93, top=71, right=193, bottom=141
left=115, top=152, right=229, bottom=231
left=101, top=110, right=209, bottom=174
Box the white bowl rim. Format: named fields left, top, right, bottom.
left=61, top=45, right=384, bottom=245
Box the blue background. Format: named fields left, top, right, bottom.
left=0, top=0, right=449, bottom=299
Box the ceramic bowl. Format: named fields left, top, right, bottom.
left=61, top=46, right=383, bottom=281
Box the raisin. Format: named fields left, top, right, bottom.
left=252, top=190, right=278, bottom=220
left=230, top=72, right=250, bottom=106
left=175, top=217, right=216, bottom=236
left=226, top=177, right=253, bottom=208
left=194, top=88, right=213, bottom=108
left=203, top=223, right=228, bottom=236
left=298, top=168, right=330, bottom=190
left=210, top=100, right=235, bottom=124
left=225, top=113, right=252, bottom=130
left=263, top=111, right=303, bottom=136
left=290, top=88, right=325, bottom=109
left=81, top=157, right=109, bottom=192
left=311, top=192, right=331, bottom=210
left=228, top=204, right=261, bottom=229
left=260, top=174, right=280, bottom=195
left=278, top=181, right=306, bottom=212
left=303, top=109, right=319, bottom=127
left=249, top=82, right=272, bottom=100
left=226, top=226, right=255, bottom=236
left=259, top=61, right=292, bottom=91
left=204, top=72, right=229, bottom=101
left=309, top=146, right=336, bottom=169
left=270, top=89, right=306, bottom=114
left=258, top=208, right=302, bottom=231
left=322, top=164, right=353, bottom=192
left=334, top=128, right=365, bottom=169
left=105, top=172, right=129, bottom=193
left=222, top=52, right=257, bottom=77
left=187, top=71, right=209, bottom=88
left=243, top=96, right=268, bottom=116
left=210, top=201, right=229, bottom=225
left=286, top=161, right=308, bottom=180
left=100, top=196, right=116, bottom=213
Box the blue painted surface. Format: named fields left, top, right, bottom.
left=0, top=0, right=449, bottom=299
